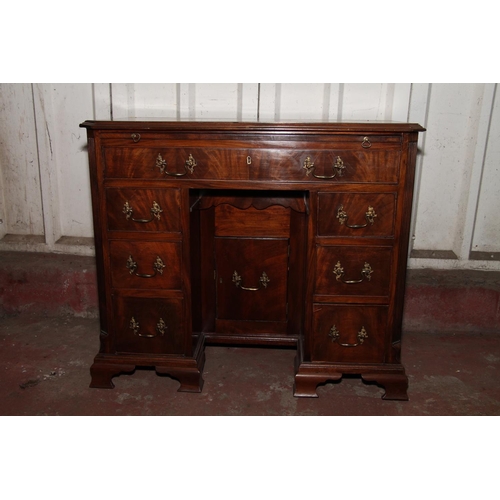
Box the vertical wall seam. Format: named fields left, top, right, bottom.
left=237, top=83, right=243, bottom=121
left=257, top=83, right=261, bottom=122
left=175, top=83, right=181, bottom=120
left=408, top=83, right=432, bottom=255
left=385, top=83, right=395, bottom=121
left=407, top=84, right=413, bottom=122
left=31, top=83, right=47, bottom=242
left=467, top=83, right=497, bottom=257
left=337, top=83, right=344, bottom=120
left=322, top=83, right=331, bottom=121
left=274, top=83, right=281, bottom=121
left=109, top=83, right=114, bottom=120
left=188, top=83, right=196, bottom=119
left=91, top=84, right=96, bottom=120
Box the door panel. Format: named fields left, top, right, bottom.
left=215, top=238, right=289, bottom=322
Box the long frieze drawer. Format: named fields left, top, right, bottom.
left=318, top=193, right=396, bottom=237
left=311, top=304, right=388, bottom=363
left=106, top=188, right=181, bottom=233
left=102, top=146, right=400, bottom=183
left=315, top=246, right=392, bottom=297
left=248, top=148, right=401, bottom=183
left=103, top=147, right=249, bottom=179
left=109, top=240, right=182, bottom=290
left=112, top=296, right=185, bottom=355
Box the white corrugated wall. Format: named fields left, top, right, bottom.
left=0, top=83, right=498, bottom=270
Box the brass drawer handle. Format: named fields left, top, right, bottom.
left=126, top=255, right=166, bottom=278
left=131, top=133, right=141, bottom=143
left=303, top=156, right=345, bottom=179
left=232, top=270, right=270, bottom=291
left=129, top=316, right=167, bottom=338
left=336, top=205, right=377, bottom=228
left=122, top=201, right=163, bottom=223
left=328, top=325, right=368, bottom=347
left=333, top=261, right=373, bottom=284
left=156, top=153, right=197, bottom=177
left=361, top=136, right=371, bottom=148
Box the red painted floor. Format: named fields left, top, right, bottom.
left=1, top=315, right=499, bottom=415
left=2, top=251, right=500, bottom=335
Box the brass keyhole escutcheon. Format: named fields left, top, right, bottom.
left=247, top=156, right=252, bottom=165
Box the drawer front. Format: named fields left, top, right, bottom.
left=215, top=205, right=291, bottom=238
left=113, top=296, right=185, bottom=354
left=311, top=304, right=388, bottom=363
left=109, top=240, right=182, bottom=290
left=248, top=147, right=400, bottom=183
left=106, top=188, right=181, bottom=233
left=215, top=237, right=289, bottom=322
left=318, top=193, right=396, bottom=237
left=315, top=246, right=392, bottom=298
left=103, top=147, right=249, bottom=179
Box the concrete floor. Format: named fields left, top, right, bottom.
left=1, top=314, right=499, bottom=416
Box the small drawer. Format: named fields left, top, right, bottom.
left=109, top=240, right=182, bottom=290
left=311, top=304, right=388, bottom=363
left=105, top=188, right=181, bottom=233
left=318, top=192, right=396, bottom=237
left=215, top=204, right=291, bottom=238
left=103, top=147, right=249, bottom=179
left=112, top=296, right=185, bottom=354
left=315, top=246, right=392, bottom=298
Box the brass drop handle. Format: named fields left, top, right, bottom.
left=336, top=205, right=377, bottom=228
left=333, top=261, right=373, bottom=284
left=361, top=136, right=372, bottom=148
left=232, top=270, right=270, bottom=291
left=126, top=255, right=165, bottom=278
left=156, top=153, right=197, bottom=177
left=328, top=325, right=368, bottom=347
left=303, top=156, right=345, bottom=179
left=129, top=316, right=167, bottom=338
left=123, top=201, right=163, bottom=223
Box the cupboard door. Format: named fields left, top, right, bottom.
left=215, top=238, right=289, bottom=322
